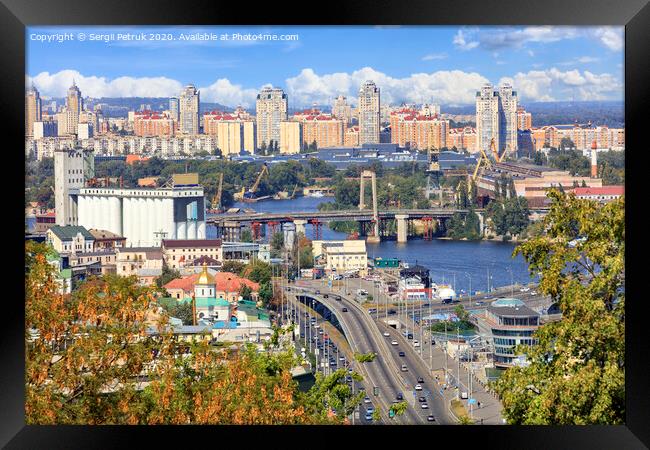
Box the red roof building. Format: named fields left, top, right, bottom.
left=574, top=186, right=624, bottom=202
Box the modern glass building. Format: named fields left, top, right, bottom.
left=484, top=298, right=540, bottom=368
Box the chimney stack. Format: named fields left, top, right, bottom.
left=590, top=140, right=598, bottom=178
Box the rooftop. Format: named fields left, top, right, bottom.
left=48, top=225, right=94, bottom=241
left=162, top=239, right=222, bottom=249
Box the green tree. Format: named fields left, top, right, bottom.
left=243, top=259, right=273, bottom=285
left=239, top=284, right=253, bottom=301
left=258, top=282, right=273, bottom=306
left=240, top=229, right=253, bottom=243
left=155, top=262, right=181, bottom=289
left=270, top=232, right=285, bottom=258
left=495, top=190, right=625, bottom=424
left=221, top=260, right=246, bottom=275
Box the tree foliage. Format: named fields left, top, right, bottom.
left=25, top=241, right=364, bottom=424
left=494, top=190, right=625, bottom=424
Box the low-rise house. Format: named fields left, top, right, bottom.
left=69, top=250, right=117, bottom=274
left=89, top=229, right=126, bottom=251
left=46, top=225, right=95, bottom=254
left=573, top=186, right=624, bottom=203
left=312, top=240, right=368, bottom=276
left=116, top=247, right=163, bottom=278
left=162, top=239, right=222, bottom=269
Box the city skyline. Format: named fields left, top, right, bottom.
left=26, top=26, right=624, bottom=107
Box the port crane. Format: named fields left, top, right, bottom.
left=471, top=138, right=508, bottom=182
left=236, top=164, right=269, bottom=201
left=208, top=173, right=224, bottom=212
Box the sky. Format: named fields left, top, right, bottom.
left=26, top=26, right=624, bottom=108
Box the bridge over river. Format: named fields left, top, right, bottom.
left=206, top=208, right=470, bottom=243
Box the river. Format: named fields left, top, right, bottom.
left=209, top=196, right=536, bottom=294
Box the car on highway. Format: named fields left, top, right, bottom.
left=339, top=356, right=345, bottom=361
left=401, top=364, right=408, bottom=372
left=396, top=392, right=403, bottom=401
left=335, top=295, right=342, bottom=301
left=414, top=384, right=422, bottom=391
left=364, top=397, right=371, bottom=404
left=475, top=301, right=484, bottom=306
left=520, top=287, right=530, bottom=292
left=365, top=412, right=373, bottom=421
left=342, top=307, right=348, bottom=312
left=418, top=396, right=426, bottom=402
left=315, top=290, right=321, bottom=294
left=427, top=415, right=436, bottom=422
left=421, top=403, right=429, bottom=409
left=387, top=309, right=397, bottom=315
left=366, top=406, right=374, bottom=414
left=413, top=340, right=420, bottom=347
left=383, top=332, right=390, bottom=337
left=323, top=294, right=328, bottom=299
left=391, top=340, right=399, bottom=346
left=460, top=392, right=468, bottom=399
left=398, top=351, right=405, bottom=357
left=417, top=377, right=424, bottom=383
left=531, top=291, right=538, bottom=295
left=407, top=333, right=414, bottom=340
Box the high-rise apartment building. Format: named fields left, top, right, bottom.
left=203, top=111, right=257, bottom=156
left=256, top=87, right=288, bottom=150
left=498, top=84, right=518, bottom=153
left=358, top=81, right=380, bottom=145
left=475, top=83, right=518, bottom=155
left=133, top=111, right=176, bottom=137
left=389, top=108, right=448, bottom=150
left=295, top=113, right=344, bottom=149
left=517, top=106, right=532, bottom=131
left=169, top=97, right=180, bottom=124
left=64, top=81, right=83, bottom=136
left=279, top=121, right=302, bottom=154
left=179, top=85, right=200, bottom=135
left=332, top=95, right=352, bottom=125
left=25, top=85, right=42, bottom=137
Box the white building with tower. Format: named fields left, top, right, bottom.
left=54, top=148, right=95, bottom=226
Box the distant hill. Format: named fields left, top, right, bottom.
left=442, top=101, right=624, bottom=128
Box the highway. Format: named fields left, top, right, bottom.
left=285, top=285, right=443, bottom=424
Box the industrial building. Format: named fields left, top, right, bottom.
left=76, top=173, right=206, bottom=247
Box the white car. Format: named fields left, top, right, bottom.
left=421, top=403, right=429, bottom=409
left=383, top=332, right=391, bottom=337
left=364, top=397, right=371, bottom=404
left=413, top=340, right=420, bottom=347
left=414, top=384, right=423, bottom=391
left=520, top=287, right=530, bottom=292
left=391, top=340, right=399, bottom=346
left=530, top=291, right=538, bottom=296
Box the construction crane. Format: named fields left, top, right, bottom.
left=209, top=173, right=224, bottom=212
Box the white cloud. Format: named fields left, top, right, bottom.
left=453, top=26, right=622, bottom=52
left=199, top=78, right=259, bottom=107
left=422, top=52, right=448, bottom=61
left=577, top=56, right=600, bottom=63
left=500, top=68, right=621, bottom=102
left=592, top=27, right=623, bottom=51
left=285, top=67, right=489, bottom=105
left=453, top=30, right=479, bottom=51
left=28, top=69, right=183, bottom=98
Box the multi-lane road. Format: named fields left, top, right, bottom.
left=283, top=285, right=449, bottom=425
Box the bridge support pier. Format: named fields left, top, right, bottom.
left=294, top=219, right=307, bottom=236
left=223, top=221, right=241, bottom=242
left=395, top=214, right=409, bottom=243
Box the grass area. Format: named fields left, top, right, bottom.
left=450, top=399, right=469, bottom=420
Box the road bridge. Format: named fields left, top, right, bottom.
left=207, top=208, right=469, bottom=243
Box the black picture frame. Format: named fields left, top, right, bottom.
left=4, top=0, right=648, bottom=447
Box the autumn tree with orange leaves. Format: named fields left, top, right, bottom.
left=26, top=241, right=359, bottom=425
